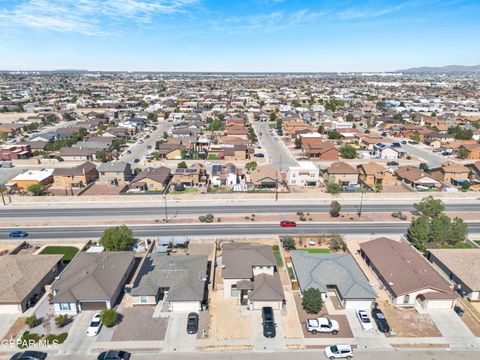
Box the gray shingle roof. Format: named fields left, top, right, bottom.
left=51, top=252, right=134, bottom=303
left=222, top=244, right=276, bottom=279
left=249, top=273, right=284, bottom=301
left=131, top=255, right=208, bottom=301
left=291, top=251, right=377, bottom=300
left=97, top=161, right=129, bottom=172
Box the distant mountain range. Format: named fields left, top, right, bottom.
left=396, top=64, right=480, bottom=73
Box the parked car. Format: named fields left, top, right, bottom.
left=133, top=158, right=140, bottom=163
left=356, top=310, right=374, bottom=331
left=10, top=352, right=47, bottom=360
left=126, top=150, right=132, bottom=154
left=186, top=312, right=199, bottom=334
left=87, top=313, right=102, bottom=336
left=386, top=161, right=399, bottom=166
left=9, top=231, right=29, bottom=238
left=254, top=153, right=265, bottom=158
left=306, top=317, right=340, bottom=335
left=97, top=351, right=131, bottom=360
left=262, top=306, right=276, bottom=338
left=324, top=344, right=353, bottom=359
left=401, top=140, right=407, bottom=144
left=371, top=308, right=390, bottom=333
left=147, top=145, right=152, bottom=149
left=280, top=220, right=296, bottom=227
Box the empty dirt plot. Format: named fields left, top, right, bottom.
left=208, top=290, right=253, bottom=340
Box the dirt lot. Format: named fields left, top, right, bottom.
left=379, top=300, right=441, bottom=337
left=294, top=292, right=353, bottom=339
left=208, top=290, right=253, bottom=340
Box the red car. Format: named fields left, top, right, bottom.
left=280, top=221, right=297, bottom=227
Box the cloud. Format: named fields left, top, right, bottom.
left=0, top=0, right=197, bottom=36
left=212, top=9, right=326, bottom=34
left=336, top=0, right=438, bottom=20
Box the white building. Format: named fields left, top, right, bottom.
left=287, top=161, right=319, bottom=186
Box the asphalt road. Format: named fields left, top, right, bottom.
left=402, top=143, right=445, bottom=168
left=252, top=122, right=298, bottom=171
left=2, top=350, right=480, bottom=360
left=118, top=121, right=172, bottom=165
left=1, top=203, right=479, bottom=219
left=2, top=221, right=480, bottom=240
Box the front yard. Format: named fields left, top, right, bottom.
left=111, top=307, right=168, bottom=341
left=39, top=246, right=79, bottom=262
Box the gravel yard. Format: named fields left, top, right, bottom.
left=111, top=307, right=168, bottom=341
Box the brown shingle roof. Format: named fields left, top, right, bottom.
left=326, top=161, right=358, bottom=175
left=360, top=237, right=453, bottom=298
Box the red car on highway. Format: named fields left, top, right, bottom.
left=280, top=221, right=297, bottom=227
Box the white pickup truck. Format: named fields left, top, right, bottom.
left=306, top=317, right=340, bottom=335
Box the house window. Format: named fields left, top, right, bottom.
left=140, top=296, right=148, bottom=304
left=60, top=303, right=71, bottom=311
left=403, top=295, right=410, bottom=304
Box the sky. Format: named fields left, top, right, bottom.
left=0, top=0, right=479, bottom=72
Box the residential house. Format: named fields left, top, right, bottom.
left=130, top=166, right=171, bottom=192
left=52, top=162, right=99, bottom=189
left=0, top=144, right=32, bottom=160
left=325, top=162, right=359, bottom=187
left=131, top=255, right=208, bottom=312
left=51, top=252, right=135, bottom=314
left=222, top=244, right=284, bottom=310
left=395, top=166, right=441, bottom=190
left=360, top=237, right=455, bottom=310
left=60, top=147, right=97, bottom=161
left=459, top=143, right=480, bottom=160
left=211, top=163, right=241, bottom=188
left=357, top=162, right=395, bottom=189
left=0, top=254, right=63, bottom=313
left=373, top=143, right=405, bottom=160
left=466, top=161, right=480, bottom=184
left=170, top=163, right=208, bottom=188
left=287, top=161, right=319, bottom=186
left=157, top=143, right=184, bottom=160
left=248, top=165, right=282, bottom=189
left=97, top=161, right=133, bottom=186
left=427, top=249, right=480, bottom=301
left=0, top=124, right=23, bottom=137
left=223, top=144, right=250, bottom=161
left=430, top=162, right=470, bottom=186
left=291, top=252, right=377, bottom=310
left=302, top=141, right=339, bottom=160
left=9, top=168, right=54, bottom=191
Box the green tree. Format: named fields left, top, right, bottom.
left=245, top=161, right=257, bottom=172
left=374, top=183, right=383, bottom=193
left=177, top=161, right=188, bottom=169
left=346, top=113, right=354, bottom=122
left=457, top=147, right=469, bottom=159
left=317, top=125, right=324, bottom=134
left=419, top=163, right=429, bottom=172
left=410, top=133, right=421, bottom=142
left=27, top=184, right=43, bottom=196
left=407, top=216, right=430, bottom=251
left=429, top=214, right=452, bottom=244
left=25, top=315, right=40, bottom=328
left=329, top=200, right=341, bottom=217
left=134, top=167, right=142, bottom=175
left=55, top=315, right=69, bottom=328
left=100, top=225, right=134, bottom=251
left=100, top=309, right=119, bottom=327
left=339, top=145, right=357, bottom=159
left=325, top=177, right=342, bottom=194
left=282, top=236, right=296, bottom=250
left=327, top=130, right=341, bottom=139
left=294, top=137, right=302, bottom=149
left=302, top=288, right=323, bottom=314
left=449, top=217, right=469, bottom=244
left=95, top=150, right=109, bottom=163
left=414, top=196, right=445, bottom=218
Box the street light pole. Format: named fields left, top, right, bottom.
left=164, top=195, right=168, bottom=223
left=358, top=189, right=365, bottom=217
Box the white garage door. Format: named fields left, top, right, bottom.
left=170, top=301, right=201, bottom=313
left=344, top=300, right=374, bottom=310
left=426, top=300, right=453, bottom=310
left=0, top=304, right=21, bottom=314
left=252, top=301, right=282, bottom=311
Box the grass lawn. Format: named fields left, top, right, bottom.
left=40, top=246, right=79, bottom=261
left=297, top=248, right=331, bottom=254
left=169, top=188, right=200, bottom=195
left=208, top=187, right=232, bottom=193
left=272, top=247, right=283, bottom=268
left=287, top=267, right=296, bottom=280
left=440, top=242, right=473, bottom=249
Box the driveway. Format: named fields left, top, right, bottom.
left=0, top=314, right=19, bottom=339
left=112, top=307, right=168, bottom=342
left=57, top=311, right=97, bottom=355
left=346, top=310, right=391, bottom=350
left=428, top=309, right=480, bottom=349
left=163, top=312, right=197, bottom=352
left=252, top=309, right=287, bottom=351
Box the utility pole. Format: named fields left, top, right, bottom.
left=164, top=195, right=168, bottom=223
left=358, top=189, right=365, bottom=218
left=0, top=185, right=5, bottom=206
left=275, top=153, right=282, bottom=202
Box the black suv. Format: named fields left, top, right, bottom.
left=187, top=312, right=199, bottom=334
left=262, top=306, right=276, bottom=338
left=371, top=308, right=390, bottom=333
